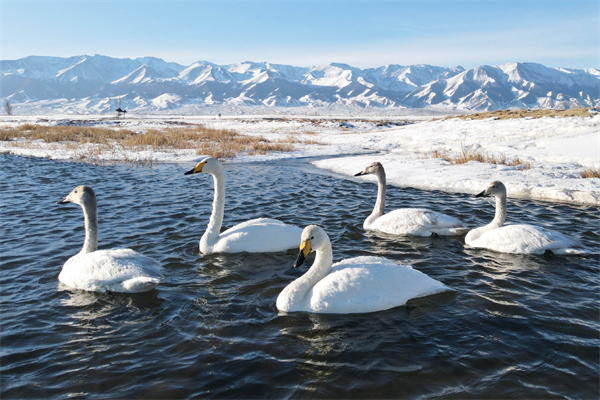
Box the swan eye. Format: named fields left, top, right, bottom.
left=310, top=236, right=314, bottom=240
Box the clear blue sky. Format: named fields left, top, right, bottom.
left=1, top=0, right=598, bottom=69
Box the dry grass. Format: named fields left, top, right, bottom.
left=0, top=123, right=302, bottom=163
left=581, top=168, right=600, bottom=178
left=420, top=148, right=532, bottom=169
left=1, top=124, right=135, bottom=143
left=444, top=107, right=593, bottom=121
left=283, top=133, right=323, bottom=146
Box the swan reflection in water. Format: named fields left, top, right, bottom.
left=59, top=285, right=163, bottom=323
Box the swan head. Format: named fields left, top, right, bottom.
left=184, top=156, right=223, bottom=176
left=293, top=225, right=328, bottom=269
left=476, top=181, right=506, bottom=198
left=355, top=161, right=384, bottom=177
left=57, top=185, right=96, bottom=207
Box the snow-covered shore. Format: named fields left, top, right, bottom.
left=1, top=113, right=599, bottom=205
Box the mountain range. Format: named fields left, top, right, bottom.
left=1, top=54, right=598, bottom=113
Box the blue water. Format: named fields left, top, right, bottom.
left=1, top=154, right=598, bottom=398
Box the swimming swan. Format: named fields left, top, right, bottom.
left=355, top=162, right=467, bottom=236
left=465, top=181, right=587, bottom=255
left=57, top=186, right=163, bottom=293
left=276, top=225, right=449, bottom=314
left=184, top=156, right=302, bottom=254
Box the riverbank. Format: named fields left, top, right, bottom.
left=1, top=111, right=598, bottom=205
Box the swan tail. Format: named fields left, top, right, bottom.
left=448, top=226, right=469, bottom=235
left=412, top=284, right=451, bottom=300
left=118, top=277, right=161, bottom=293
left=553, top=247, right=591, bottom=256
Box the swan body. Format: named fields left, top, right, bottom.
left=60, top=249, right=163, bottom=293
left=276, top=225, right=449, bottom=314
left=355, top=162, right=467, bottom=237
left=57, top=186, right=163, bottom=293
left=466, top=181, right=587, bottom=255
left=367, top=208, right=468, bottom=237
left=185, top=157, right=302, bottom=254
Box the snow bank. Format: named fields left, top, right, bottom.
left=1, top=113, right=598, bottom=205
left=312, top=115, right=600, bottom=205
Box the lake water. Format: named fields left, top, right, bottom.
left=1, top=154, right=598, bottom=399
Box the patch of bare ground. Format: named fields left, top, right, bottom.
left=419, top=148, right=532, bottom=169
left=581, top=168, right=600, bottom=178
left=0, top=124, right=303, bottom=163
left=444, top=107, right=593, bottom=121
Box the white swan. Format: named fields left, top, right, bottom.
left=276, top=225, right=449, bottom=314
left=57, top=186, right=163, bottom=293
left=355, top=162, right=467, bottom=236
left=465, top=181, right=587, bottom=255
left=184, top=156, right=302, bottom=254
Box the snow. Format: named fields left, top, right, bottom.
left=151, top=94, right=182, bottom=109
left=13, top=56, right=599, bottom=113
left=1, top=113, right=598, bottom=205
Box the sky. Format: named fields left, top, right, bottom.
left=1, top=0, right=598, bottom=69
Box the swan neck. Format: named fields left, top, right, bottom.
left=367, top=169, right=386, bottom=225
left=81, top=199, right=98, bottom=254
left=201, top=169, right=225, bottom=251
left=309, top=242, right=334, bottom=281
left=491, top=194, right=507, bottom=228
left=298, top=242, right=333, bottom=293
left=466, top=193, right=507, bottom=244
left=279, top=238, right=333, bottom=311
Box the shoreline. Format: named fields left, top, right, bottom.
left=1, top=113, right=599, bottom=206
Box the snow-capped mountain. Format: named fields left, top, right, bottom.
left=1, top=55, right=598, bottom=113
left=405, top=63, right=600, bottom=110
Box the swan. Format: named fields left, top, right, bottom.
left=276, top=225, right=449, bottom=314
left=184, top=156, right=302, bottom=254
left=355, top=162, right=467, bottom=236
left=57, top=186, right=163, bottom=293
left=465, top=181, right=587, bottom=255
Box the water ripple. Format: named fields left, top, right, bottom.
left=0, top=154, right=598, bottom=398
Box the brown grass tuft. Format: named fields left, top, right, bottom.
left=0, top=129, right=19, bottom=141
left=420, top=148, right=531, bottom=169
left=442, top=107, right=593, bottom=121
left=581, top=168, right=600, bottom=178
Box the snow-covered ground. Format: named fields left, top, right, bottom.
left=1, top=112, right=599, bottom=205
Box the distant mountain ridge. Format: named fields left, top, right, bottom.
left=1, top=54, right=598, bottom=113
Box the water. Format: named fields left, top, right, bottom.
left=1, top=154, right=598, bottom=399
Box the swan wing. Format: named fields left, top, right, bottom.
left=370, top=208, right=467, bottom=236
left=307, top=256, right=449, bottom=314
left=213, top=218, right=302, bottom=253
left=59, top=248, right=163, bottom=293
left=469, top=224, right=586, bottom=255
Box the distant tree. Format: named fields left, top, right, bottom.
left=4, top=100, right=12, bottom=116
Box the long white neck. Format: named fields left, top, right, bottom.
left=466, top=193, right=507, bottom=244
left=81, top=200, right=98, bottom=254
left=490, top=194, right=507, bottom=229
left=276, top=237, right=333, bottom=312
left=200, top=169, right=225, bottom=253
left=364, top=169, right=386, bottom=228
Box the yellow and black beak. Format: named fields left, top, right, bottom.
left=184, top=162, right=205, bottom=175
left=56, top=197, right=70, bottom=205
left=475, top=189, right=487, bottom=198
left=292, top=239, right=312, bottom=269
